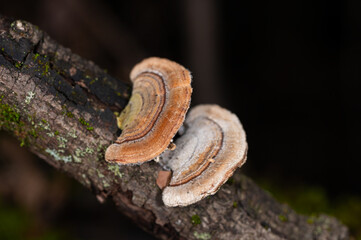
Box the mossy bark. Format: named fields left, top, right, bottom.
left=0, top=15, right=349, bottom=240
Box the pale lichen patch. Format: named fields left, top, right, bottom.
left=97, top=169, right=105, bottom=178
left=9, top=20, right=42, bottom=43
left=75, top=148, right=86, bottom=158
left=45, top=148, right=72, bottom=163
left=74, top=148, right=85, bottom=163
left=46, top=132, right=55, bottom=137
left=38, top=119, right=51, bottom=131
left=36, top=119, right=56, bottom=138
left=85, top=147, right=94, bottom=154
left=57, top=136, right=68, bottom=148
left=67, top=129, right=77, bottom=138
left=15, top=20, right=25, bottom=31
left=25, top=91, right=35, bottom=104
left=73, top=156, right=82, bottom=163
left=193, top=231, right=211, bottom=240
left=102, top=180, right=110, bottom=188
left=73, top=146, right=96, bottom=163
left=107, top=164, right=123, bottom=179
left=81, top=173, right=91, bottom=186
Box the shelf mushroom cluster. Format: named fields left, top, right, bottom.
left=105, top=57, right=248, bottom=207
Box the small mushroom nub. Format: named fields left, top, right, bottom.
left=156, top=170, right=173, bottom=190
left=168, top=142, right=176, bottom=151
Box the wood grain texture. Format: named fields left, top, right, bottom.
left=0, top=16, right=349, bottom=240
left=105, top=57, right=192, bottom=164
left=161, top=105, right=248, bottom=207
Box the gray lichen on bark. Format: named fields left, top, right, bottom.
left=0, top=15, right=349, bottom=240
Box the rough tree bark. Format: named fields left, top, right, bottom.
left=0, top=15, right=349, bottom=240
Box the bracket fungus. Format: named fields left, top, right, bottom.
left=160, top=105, right=248, bottom=207
left=104, top=58, right=247, bottom=207
left=105, top=57, right=192, bottom=164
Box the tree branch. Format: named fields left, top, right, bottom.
left=0, top=15, right=349, bottom=240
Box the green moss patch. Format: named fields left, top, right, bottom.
left=78, top=117, right=93, bottom=131
left=191, top=214, right=201, bottom=226
left=0, top=96, right=35, bottom=147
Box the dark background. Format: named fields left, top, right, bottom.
left=1, top=0, right=360, bottom=239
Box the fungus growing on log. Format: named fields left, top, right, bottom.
left=105, top=57, right=192, bottom=164
left=161, top=105, right=248, bottom=207
left=105, top=58, right=247, bottom=207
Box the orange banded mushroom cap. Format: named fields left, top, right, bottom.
left=105, top=57, right=192, bottom=164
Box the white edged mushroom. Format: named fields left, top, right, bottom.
left=160, top=104, right=248, bottom=207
